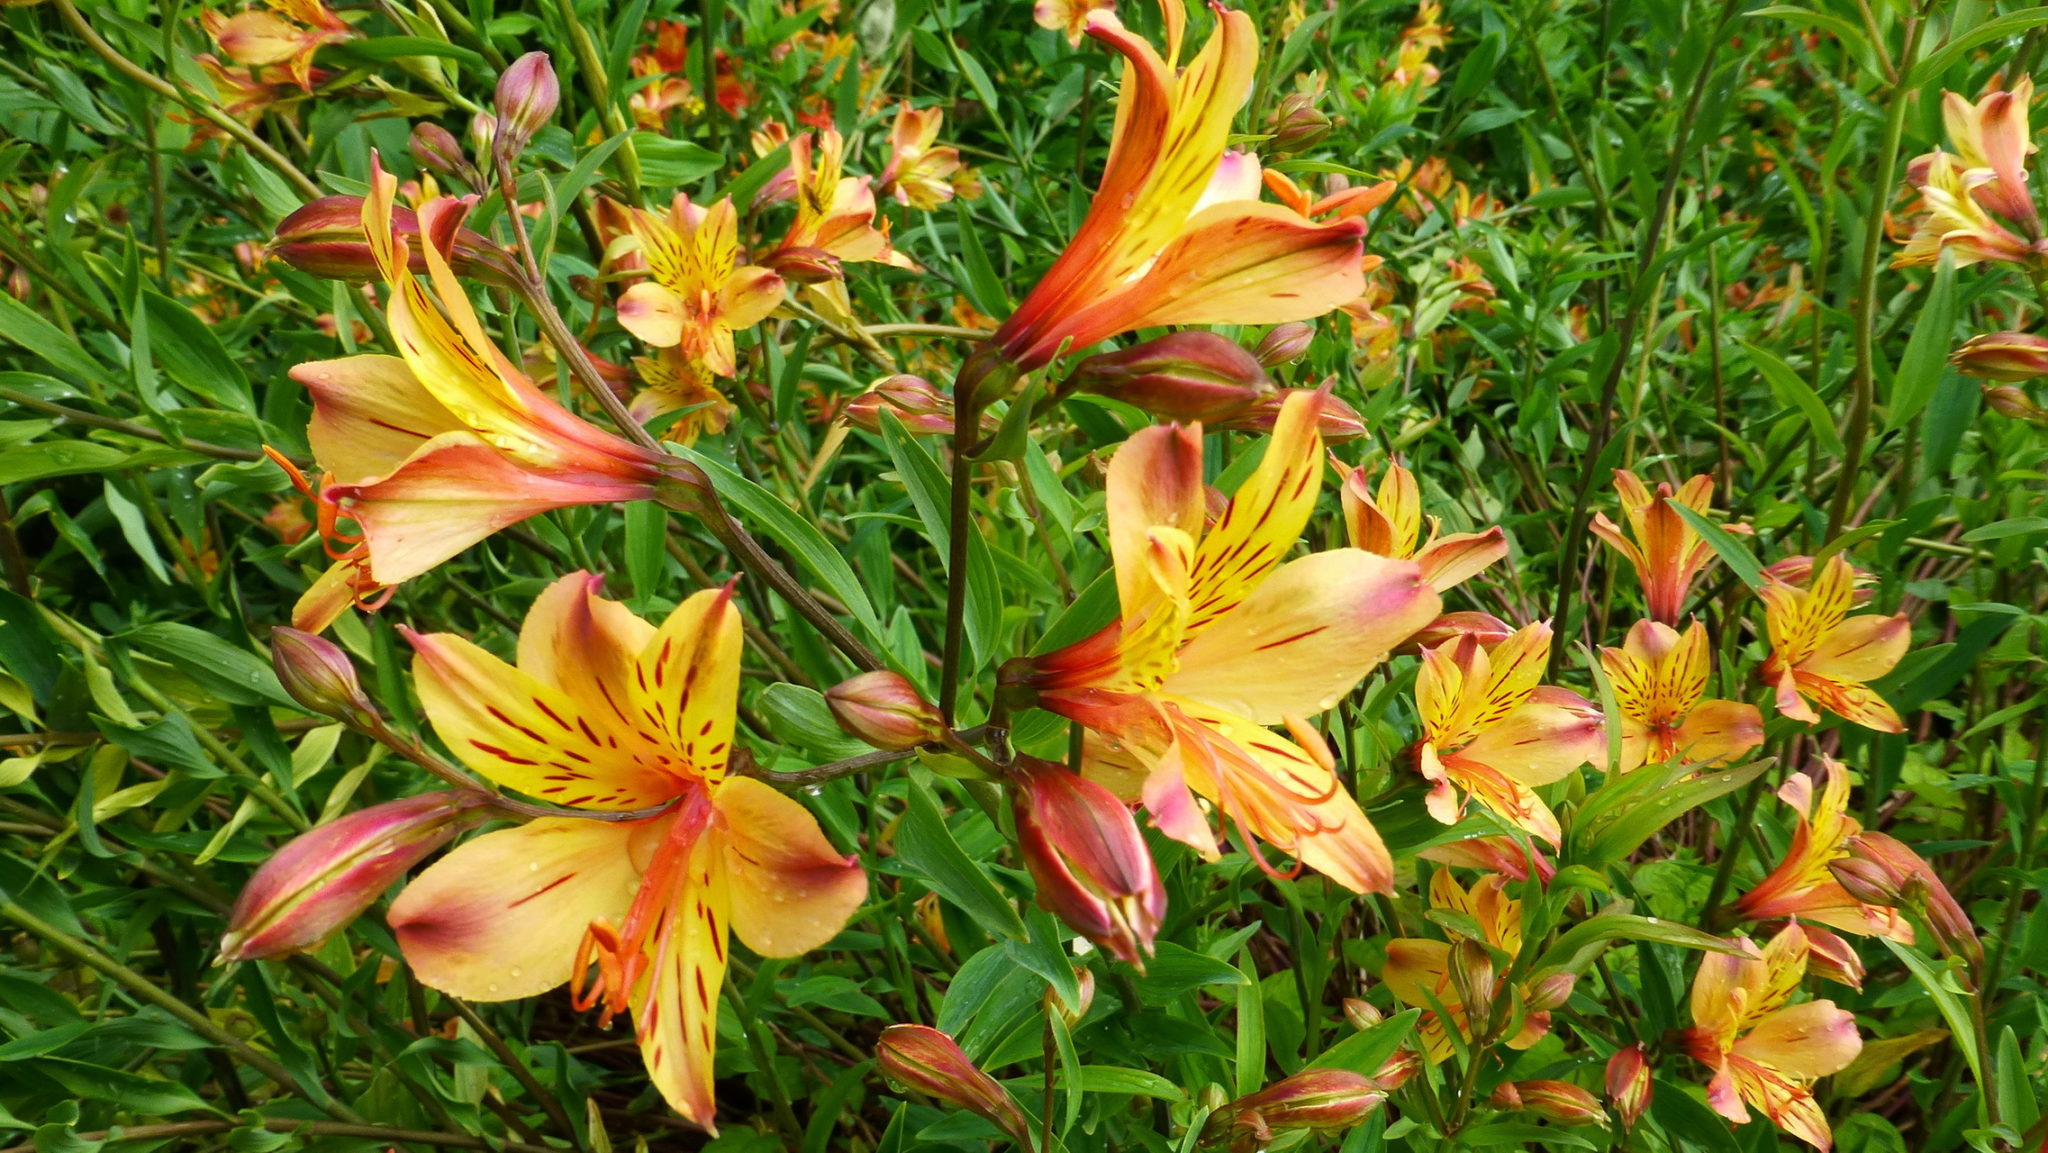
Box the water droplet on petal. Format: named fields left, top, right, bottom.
left=509, top=966, right=523, bottom=978
left=487, top=983, right=501, bottom=993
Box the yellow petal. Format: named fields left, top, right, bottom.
left=618, top=282, right=688, bottom=347
left=408, top=626, right=687, bottom=810
left=1184, top=389, right=1325, bottom=634
left=515, top=572, right=659, bottom=729
left=292, top=355, right=464, bottom=484
left=1414, top=528, right=1508, bottom=592
left=1438, top=752, right=1563, bottom=845
left=1107, top=423, right=1206, bottom=629
left=1736, top=1001, right=1862, bottom=1080
left=1452, top=687, right=1603, bottom=786
left=720, top=265, right=787, bottom=331
left=1724, top=1056, right=1835, bottom=1151
left=390, top=817, right=640, bottom=1000
left=1164, top=549, right=1439, bottom=724
left=634, top=825, right=730, bottom=1132
left=1804, top=613, right=1908, bottom=684
left=712, top=776, right=866, bottom=956
left=635, top=586, right=744, bottom=779
left=1672, top=700, right=1765, bottom=766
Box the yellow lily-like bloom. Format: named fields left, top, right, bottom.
left=1381, top=871, right=1553, bottom=1062
left=1729, top=758, right=1910, bottom=942
left=1589, top=470, right=1731, bottom=625
left=987, top=0, right=1367, bottom=375
left=1413, top=622, right=1603, bottom=846
left=1339, top=460, right=1507, bottom=593
left=1599, top=619, right=1763, bottom=772
left=203, top=0, right=353, bottom=92
left=1010, top=391, right=1441, bottom=893
left=629, top=347, right=735, bottom=443
left=879, top=103, right=969, bottom=211
left=774, top=129, right=916, bottom=272
left=1894, top=151, right=2037, bottom=270
left=1919, top=78, right=2041, bottom=232
left=1680, top=923, right=1861, bottom=1151
left=387, top=574, right=866, bottom=1131
left=1035, top=0, right=1117, bottom=48
left=280, top=157, right=671, bottom=633
left=617, top=195, right=787, bottom=376
left=1758, top=554, right=1908, bottom=732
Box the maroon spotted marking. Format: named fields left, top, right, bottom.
left=471, top=740, right=539, bottom=766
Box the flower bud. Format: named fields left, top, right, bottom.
left=1492, top=1080, right=1605, bottom=1125
left=763, top=245, right=844, bottom=284
left=271, top=195, right=519, bottom=287
left=1803, top=925, right=1866, bottom=989
left=493, top=52, right=559, bottom=162
left=1843, top=832, right=1980, bottom=964
left=1342, top=997, right=1384, bottom=1031
left=1418, top=832, right=1556, bottom=882
left=1046, top=968, right=1096, bottom=1025
left=1448, top=939, right=1497, bottom=1027
left=1953, top=331, right=2048, bottom=381
left=1253, top=322, right=1315, bottom=367
left=1983, top=383, right=2048, bottom=423
left=1267, top=91, right=1332, bottom=154
left=1525, top=971, right=1576, bottom=1012
left=1218, top=1070, right=1386, bottom=1146
left=219, top=792, right=495, bottom=962
left=1372, top=1047, right=1420, bottom=1091
left=1212, top=387, right=1366, bottom=442
left=1067, top=331, right=1272, bottom=422
left=271, top=627, right=377, bottom=725
left=875, top=1025, right=1032, bottom=1146
left=1010, top=757, right=1165, bottom=968
left=1605, top=1044, right=1651, bottom=1129
left=844, top=375, right=956, bottom=436
left=825, top=671, right=944, bottom=750
left=410, top=122, right=482, bottom=190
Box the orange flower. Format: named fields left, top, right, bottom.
left=1918, top=79, right=2040, bottom=232
left=1413, top=623, right=1603, bottom=846
left=1381, top=871, right=1553, bottom=1061
left=629, top=348, right=735, bottom=443
left=279, top=157, right=671, bottom=631
left=986, top=1, right=1366, bottom=375
left=1008, top=392, right=1441, bottom=893
left=388, top=576, right=866, bottom=1131
left=1035, top=0, right=1117, bottom=48
left=1599, top=619, right=1763, bottom=772
left=1894, top=151, right=2038, bottom=269
left=617, top=195, right=787, bottom=376
left=1730, top=758, right=1912, bottom=942
left=203, top=0, right=353, bottom=91
left=878, top=103, right=968, bottom=211
left=1758, top=554, right=1909, bottom=732
left=1680, top=923, right=1861, bottom=1151
left=1589, top=470, right=1733, bottom=625
left=1339, top=460, right=1507, bottom=593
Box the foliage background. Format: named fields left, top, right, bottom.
left=0, top=0, right=2045, bottom=1151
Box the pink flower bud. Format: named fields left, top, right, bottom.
left=1219, top=1070, right=1387, bottom=1146
left=1372, top=1048, right=1420, bottom=1091
left=1605, top=1044, right=1651, bottom=1129
left=1213, top=387, right=1366, bottom=442
left=1010, top=757, right=1165, bottom=968
left=1526, top=970, right=1576, bottom=1011
left=271, top=627, right=376, bottom=725
left=1803, top=925, right=1867, bottom=990
left=1067, top=331, right=1272, bottom=423
left=1449, top=939, right=1497, bottom=1024
left=1843, top=832, right=1980, bottom=964
left=1253, top=322, right=1315, bottom=367
left=410, top=122, right=482, bottom=190
left=271, top=195, right=519, bottom=287
left=844, top=375, right=958, bottom=436
left=824, top=671, right=944, bottom=750
left=1983, top=383, right=2048, bottom=423
left=493, top=52, right=559, bottom=160
left=1492, top=1079, right=1605, bottom=1125
left=1342, top=997, right=1384, bottom=1031
left=219, top=792, right=495, bottom=962
left=1267, top=91, right=1332, bottom=154
left=1953, top=331, right=2048, bottom=381
left=763, top=245, right=844, bottom=284
left=875, top=1025, right=1032, bottom=1145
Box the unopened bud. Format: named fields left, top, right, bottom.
left=1983, top=383, right=2048, bottom=423
left=493, top=52, right=559, bottom=161
left=1342, top=997, right=1384, bottom=1032
left=219, top=792, right=495, bottom=962
left=1373, top=1047, right=1420, bottom=1091
left=1803, top=926, right=1866, bottom=990
left=272, top=627, right=377, bottom=725
left=825, top=671, right=944, bottom=750
left=1253, top=322, right=1315, bottom=367
left=1218, top=1070, right=1386, bottom=1146
left=1067, top=331, right=1272, bottom=422
left=1046, top=968, right=1096, bottom=1025
left=1448, top=939, right=1497, bottom=1026
left=1526, top=971, right=1576, bottom=1012
left=1011, top=757, right=1165, bottom=968
left=410, top=122, right=482, bottom=190
left=876, top=1025, right=1032, bottom=1146
left=1844, top=832, right=1980, bottom=964
left=1268, top=91, right=1331, bottom=154
left=1492, top=1080, right=1605, bottom=1126
left=845, top=374, right=956, bottom=436
left=271, top=195, right=519, bottom=287
left=1953, top=331, right=2048, bottom=381
left=1829, top=854, right=1897, bottom=907
left=1605, top=1044, right=1651, bottom=1129
left=1213, top=387, right=1366, bottom=442
left=763, top=245, right=844, bottom=284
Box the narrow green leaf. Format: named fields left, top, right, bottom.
left=1879, top=938, right=1984, bottom=1100
left=896, top=778, right=1025, bottom=942
left=0, top=295, right=103, bottom=381
left=1668, top=504, right=1765, bottom=590
left=1741, top=341, right=1843, bottom=455
left=1885, top=253, right=1957, bottom=431
left=120, top=623, right=291, bottom=708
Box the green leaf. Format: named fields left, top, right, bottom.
left=632, top=134, right=724, bottom=188
left=758, top=683, right=869, bottom=760
left=895, top=778, right=1025, bottom=942
left=1909, top=9, right=2048, bottom=86
left=1668, top=504, right=1765, bottom=590
left=32, top=1058, right=219, bottom=1116
left=140, top=291, right=254, bottom=414
left=330, top=35, right=487, bottom=67
left=0, top=442, right=133, bottom=485
left=1134, top=942, right=1248, bottom=1003
left=120, top=623, right=292, bottom=708
left=1573, top=759, right=1771, bottom=866
left=0, top=294, right=103, bottom=381
left=1741, top=341, right=1842, bottom=456
left=1306, top=1008, right=1421, bottom=1079
left=1959, top=517, right=2048, bottom=543
left=1054, top=1066, right=1185, bottom=1101
left=1885, top=253, right=1957, bottom=431
left=1530, top=911, right=1745, bottom=980
left=1878, top=939, right=1984, bottom=1101
left=1456, top=1122, right=1603, bottom=1149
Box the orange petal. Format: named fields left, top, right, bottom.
left=1673, top=700, right=1765, bottom=766
left=712, top=776, right=866, bottom=956
left=1106, top=423, right=1206, bottom=630
left=515, top=572, right=660, bottom=727
left=1724, top=1056, right=1834, bottom=1151
left=1803, top=613, right=1909, bottom=684
left=1440, top=752, right=1563, bottom=845
left=1452, top=687, right=1603, bottom=786
left=721, top=265, right=787, bottom=332
left=1165, top=550, right=1439, bottom=724
left=1415, top=528, right=1507, bottom=592
left=1735, top=1001, right=1861, bottom=1079
left=390, top=817, right=641, bottom=1000
left=1799, top=674, right=1905, bottom=733
left=633, top=823, right=730, bottom=1132
left=293, top=355, right=464, bottom=484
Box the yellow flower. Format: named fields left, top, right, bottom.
left=1599, top=619, right=1762, bottom=772
left=617, top=195, right=787, bottom=376
left=1758, top=554, right=1909, bottom=732
left=1034, top=0, right=1116, bottom=48
left=1730, top=758, right=1911, bottom=942
left=1680, top=923, right=1861, bottom=1152
left=1589, top=470, right=1732, bottom=625
left=1894, top=151, right=2036, bottom=270
left=1339, top=460, right=1507, bottom=592
left=1010, top=391, right=1441, bottom=894
left=1381, top=871, right=1554, bottom=1062
left=1413, top=622, right=1603, bottom=846
left=387, top=575, right=866, bottom=1131
left=879, top=103, right=968, bottom=211
left=629, top=348, right=735, bottom=445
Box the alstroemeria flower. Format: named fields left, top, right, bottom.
left=986, top=1, right=1367, bottom=375
left=1680, top=923, right=1861, bottom=1151
left=1413, top=622, right=1603, bottom=846
left=1382, top=871, right=1552, bottom=1061
left=1035, top=0, right=1116, bottom=48
left=1599, top=619, right=1763, bottom=772
left=1730, top=758, right=1911, bottom=942
left=630, top=348, right=735, bottom=443
left=617, top=195, right=786, bottom=375
left=772, top=129, right=915, bottom=274
left=1589, top=471, right=1735, bottom=625
left=1758, top=554, right=1909, bottom=732
left=879, top=103, right=968, bottom=211
left=1264, top=170, right=1397, bottom=221
left=1008, top=391, right=1441, bottom=893
left=387, top=575, right=866, bottom=1131
left=1894, top=152, right=2039, bottom=269
left=1339, top=461, right=1507, bottom=593
left=279, top=158, right=672, bottom=632
left=203, top=0, right=353, bottom=92
left=1931, top=79, right=2039, bottom=231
